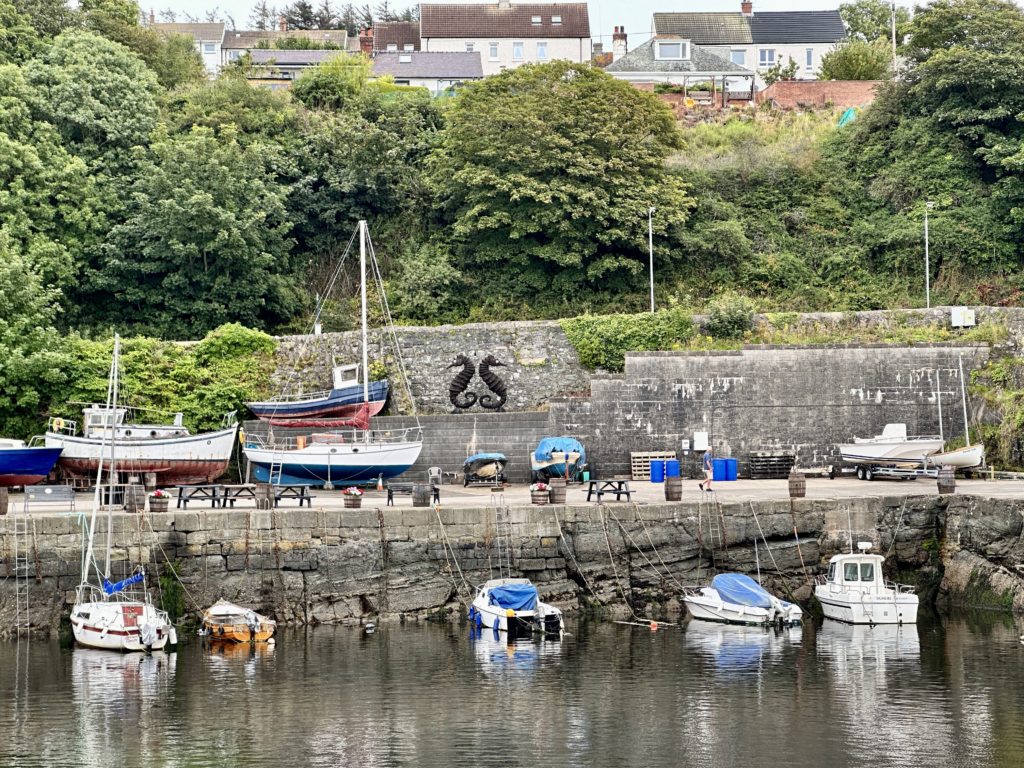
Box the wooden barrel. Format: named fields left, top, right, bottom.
left=343, top=495, right=362, bottom=508
left=412, top=484, right=431, bottom=507
left=788, top=471, right=806, bottom=499
left=937, top=466, right=956, bottom=494
left=548, top=477, right=567, bottom=504
left=664, top=476, right=682, bottom=501
left=124, top=484, right=146, bottom=513
left=531, top=490, right=549, bottom=505
left=255, top=483, right=274, bottom=510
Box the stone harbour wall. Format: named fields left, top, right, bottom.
left=3, top=493, right=1022, bottom=637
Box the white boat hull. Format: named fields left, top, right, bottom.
left=46, top=425, right=238, bottom=484
left=684, top=588, right=803, bottom=626
left=927, top=444, right=985, bottom=469
left=243, top=440, right=423, bottom=484
left=837, top=438, right=944, bottom=467
left=815, top=585, right=919, bottom=625
left=470, top=579, right=563, bottom=636
left=71, top=600, right=176, bottom=652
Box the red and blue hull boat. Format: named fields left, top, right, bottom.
left=0, top=443, right=63, bottom=487
left=247, top=380, right=389, bottom=426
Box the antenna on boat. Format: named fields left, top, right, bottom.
left=958, top=356, right=971, bottom=446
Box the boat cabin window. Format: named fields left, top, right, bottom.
left=827, top=562, right=836, bottom=581
left=844, top=563, right=859, bottom=581
left=860, top=563, right=875, bottom=582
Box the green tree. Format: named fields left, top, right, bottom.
left=99, top=126, right=300, bottom=338
left=291, top=53, right=372, bottom=110
left=762, top=56, right=798, bottom=86
left=429, top=61, right=690, bottom=303
left=0, top=0, right=40, bottom=63
left=819, top=38, right=893, bottom=80
left=839, top=0, right=911, bottom=43
left=11, top=0, right=77, bottom=40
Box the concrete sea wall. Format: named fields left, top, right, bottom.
left=3, top=493, right=1023, bottom=636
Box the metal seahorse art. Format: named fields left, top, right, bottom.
left=477, top=355, right=508, bottom=411
left=447, top=354, right=477, bottom=410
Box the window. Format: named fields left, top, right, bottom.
left=404, top=43, right=414, bottom=51
left=730, top=49, right=746, bottom=66
left=465, top=42, right=475, bottom=52
left=227, top=50, right=241, bottom=61
left=531, top=15, right=542, bottom=24
left=399, top=53, right=412, bottom=63
left=860, top=563, right=875, bottom=583
left=759, top=48, right=776, bottom=67
left=806, top=48, right=814, bottom=70
left=827, top=562, right=836, bottom=582
left=512, top=41, right=524, bottom=60
left=843, top=563, right=859, bottom=582
left=536, top=41, right=548, bottom=60
left=386, top=43, right=397, bottom=52
left=655, top=41, right=689, bottom=60
left=551, top=15, right=562, bottom=24
left=489, top=42, right=499, bottom=61
left=203, top=42, right=215, bottom=54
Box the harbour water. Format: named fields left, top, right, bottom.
left=2, top=614, right=1022, bottom=767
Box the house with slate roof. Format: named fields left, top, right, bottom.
left=151, top=21, right=225, bottom=75
left=373, top=21, right=422, bottom=53
left=651, top=2, right=846, bottom=87
left=373, top=51, right=484, bottom=92
left=419, top=1, right=591, bottom=76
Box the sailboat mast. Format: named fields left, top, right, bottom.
left=82, top=337, right=118, bottom=589
left=104, top=334, right=120, bottom=580
left=359, top=219, right=369, bottom=404
left=935, top=371, right=944, bottom=442
left=959, top=356, right=971, bottom=445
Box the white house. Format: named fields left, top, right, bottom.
left=418, top=1, right=591, bottom=77
left=152, top=22, right=225, bottom=75
left=651, top=2, right=846, bottom=87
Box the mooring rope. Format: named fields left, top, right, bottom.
left=789, top=502, right=812, bottom=587
left=141, top=512, right=205, bottom=612
left=608, top=505, right=682, bottom=589
left=598, top=506, right=646, bottom=623
left=433, top=506, right=472, bottom=599
left=633, top=503, right=688, bottom=592
left=885, top=497, right=909, bottom=558
left=551, top=505, right=602, bottom=603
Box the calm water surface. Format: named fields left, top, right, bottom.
left=2, top=614, right=1023, bottom=767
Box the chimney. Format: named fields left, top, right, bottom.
left=741, top=1, right=753, bottom=16
left=359, top=27, right=374, bottom=55
left=148, top=8, right=155, bottom=24
left=278, top=15, right=287, bottom=32
left=612, top=26, right=627, bottom=61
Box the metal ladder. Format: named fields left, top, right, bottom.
left=699, top=490, right=727, bottom=568
left=13, top=512, right=31, bottom=637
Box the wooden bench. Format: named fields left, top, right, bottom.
left=586, top=478, right=633, bottom=503
left=386, top=482, right=440, bottom=506
left=176, top=484, right=224, bottom=509
left=274, top=484, right=315, bottom=508
left=24, top=484, right=77, bottom=514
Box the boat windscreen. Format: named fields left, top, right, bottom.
left=710, top=573, right=774, bottom=609
left=488, top=583, right=538, bottom=611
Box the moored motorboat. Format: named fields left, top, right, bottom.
left=683, top=573, right=803, bottom=626
left=0, top=438, right=62, bottom=487
left=200, top=600, right=276, bottom=643
left=837, top=423, right=943, bottom=468
left=469, top=578, right=564, bottom=637
left=815, top=542, right=918, bottom=624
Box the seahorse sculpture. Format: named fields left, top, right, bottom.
left=446, top=354, right=477, bottom=410
left=478, top=354, right=508, bottom=411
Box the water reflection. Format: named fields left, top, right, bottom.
left=683, top=620, right=802, bottom=678
left=469, top=627, right=563, bottom=680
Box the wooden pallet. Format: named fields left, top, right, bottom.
left=748, top=452, right=796, bottom=480
left=630, top=451, right=677, bottom=481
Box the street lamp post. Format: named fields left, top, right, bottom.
left=924, top=200, right=934, bottom=309
left=648, top=206, right=656, bottom=313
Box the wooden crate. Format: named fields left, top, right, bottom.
left=630, top=451, right=677, bottom=481
left=748, top=452, right=796, bottom=480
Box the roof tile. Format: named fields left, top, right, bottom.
left=420, top=3, right=589, bottom=39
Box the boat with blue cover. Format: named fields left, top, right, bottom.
left=469, top=578, right=564, bottom=637
left=463, top=452, right=508, bottom=486
left=530, top=436, right=585, bottom=482
left=0, top=439, right=62, bottom=487
left=683, top=573, right=803, bottom=627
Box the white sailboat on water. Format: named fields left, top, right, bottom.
left=70, top=335, right=176, bottom=652
left=242, top=220, right=423, bottom=485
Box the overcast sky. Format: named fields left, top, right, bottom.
left=159, top=0, right=920, bottom=48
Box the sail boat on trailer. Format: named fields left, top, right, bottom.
left=70, top=335, right=176, bottom=653
left=242, top=220, right=423, bottom=485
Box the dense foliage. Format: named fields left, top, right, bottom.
left=819, top=39, right=892, bottom=80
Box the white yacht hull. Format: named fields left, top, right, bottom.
left=684, top=588, right=803, bottom=626
left=815, top=585, right=919, bottom=625
left=837, top=438, right=944, bottom=467
left=243, top=440, right=422, bottom=484
left=71, top=600, right=176, bottom=652
left=927, top=444, right=985, bottom=469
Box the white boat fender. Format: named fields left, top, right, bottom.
left=168, top=626, right=178, bottom=646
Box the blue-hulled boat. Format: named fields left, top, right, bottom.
left=247, top=362, right=389, bottom=426
left=530, top=437, right=586, bottom=481
left=0, top=439, right=62, bottom=487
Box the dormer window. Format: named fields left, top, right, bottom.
left=399, top=53, right=412, bottom=63
left=531, top=15, right=542, bottom=24
left=404, top=43, right=414, bottom=51
left=551, top=15, right=562, bottom=24
left=655, top=40, right=689, bottom=60
left=386, top=43, right=397, bottom=52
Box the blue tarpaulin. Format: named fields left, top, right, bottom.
left=102, top=570, right=145, bottom=595
left=710, top=573, right=775, bottom=609
left=465, top=453, right=506, bottom=462
left=488, top=583, right=538, bottom=611
left=533, top=437, right=585, bottom=465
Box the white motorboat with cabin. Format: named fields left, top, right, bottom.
left=683, top=573, right=803, bottom=626
left=837, top=423, right=944, bottom=472
left=70, top=336, right=177, bottom=652
left=469, top=578, right=564, bottom=637
left=815, top=542, right=918, bottom=625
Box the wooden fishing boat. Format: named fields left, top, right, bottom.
left=247, top=361, right=388, bottom=424
left=201, top=600, right=276, bottom=643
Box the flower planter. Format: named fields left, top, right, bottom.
left=343, top=496, right=363, bottom=509
left=531, top=490, right=549, bottom=505
left=149, top=497, right=170, bottom=514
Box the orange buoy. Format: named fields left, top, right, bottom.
left=650, top=621, right=658, bottom=631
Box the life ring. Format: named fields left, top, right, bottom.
left=53, top=417, right=64, bottom=431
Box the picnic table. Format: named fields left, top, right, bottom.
left=386, top=481, right=440, bottom=506
left=586, top=478, right=633, bottom=503
left=273, top=484, right=315, bottom=508
left=221, top=484, right=258, bottom=508
left=176, top=484, right=224, bottom=509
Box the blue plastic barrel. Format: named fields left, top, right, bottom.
left=725, top=458, right=738, bottom=481
left=665, top=459, right=681, bottom=478
left=712, top=458, right=727, bottom=482
left=650, top=460, right=666, bottom=483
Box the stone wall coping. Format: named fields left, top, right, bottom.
left=274, top=318, right=565, bottom=342
left=627, top=341, right=991, bottom=359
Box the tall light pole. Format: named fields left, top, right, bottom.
left=648, top=206, right=656, bottom=313
left=890, top=0, right=898, bottom=65
left=924, top=200, right=934, bottom=309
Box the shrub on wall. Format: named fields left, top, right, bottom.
left=560, top=308, right=694, bottom=371
left=705, top=293, right=756, bottom=339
